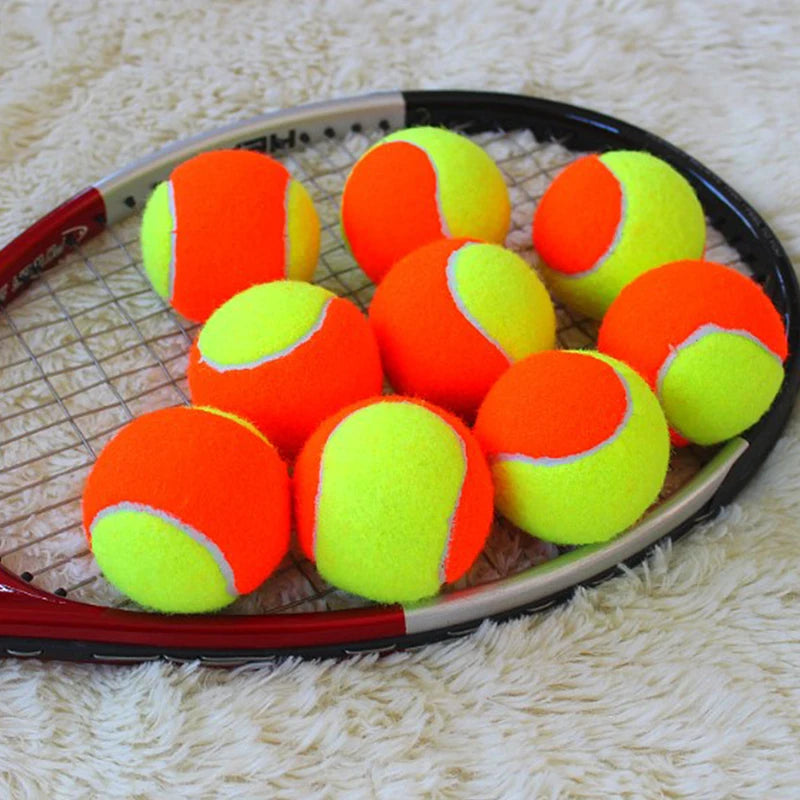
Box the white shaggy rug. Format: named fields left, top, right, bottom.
left=2, top=1, right=800, bottom=797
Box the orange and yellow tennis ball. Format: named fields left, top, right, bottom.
left=83, top=406, right=290, bottom=613
left=294, top=397, right=494, bottom=604
left=474, top=350, right=669, bottom=545
left=188, top=280, right=383, bottom=459
left=533, top=150, right=705, bottom=319
left=140, top=149, right=320, bottom=322
left=341, top=127, right=511, bottom=284
left=369, top=238, right=556, bottom=419
left=598, top=260, right=788, bottom=445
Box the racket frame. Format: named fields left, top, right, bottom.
left=1, top=90, right=797, bottom=664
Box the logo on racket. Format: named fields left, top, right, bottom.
left=1, top=225, right=90, bottom=305
left=236, top=130, right=297, bottom=153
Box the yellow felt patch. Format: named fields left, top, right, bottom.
left=542, top=151, right=705, bottom=320
left=314, top=401, right=466, bottom=603
left=197, top=280, right=334, bottom=366
left=285, top=179, right=320, bottom=281
left=493, top=356, right=669, bottom=545
left=140, top=181, right=174, bottom=300
left=91, top=508, right=236, bottom=613
left=384, top=127, right=510, bottom=245
left=660, top=330, right=784, bottom=445
left=450, top=243, right=556, bottom=360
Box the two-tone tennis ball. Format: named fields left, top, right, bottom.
left=369, top=238, right=556, bottom=419
left=341, top=126, right=511, bottom=284
left=533, top=150, right=705, bottom=319
left=294, top=397, right=494, bottom=604
left=82, top=406, right=290, bottom=613
left=598, top=260, right=788, bottom=445
left=141, top=149, right=320, bottom=322
left=187, top=281, right=383, bottom=459
left=474, top=350, right=669, bottom=545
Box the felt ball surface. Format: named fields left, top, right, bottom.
left=369, top=238, right=556, bottom=419
left=140, top=149, right=320, bottom=322
left=82, top=406, right=290, bottom=613
left=294, top=397, right=494, bottom=604
left=533, top=150, right=705, bottom=319
left=341, top=126, right=511, bottom=283
left=598, top=259, right=788, bottom=445
left=474, top=350, right=669, bottom=545
left=187, top=281, right=383, bottom=459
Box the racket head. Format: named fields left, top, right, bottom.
left=1, top=90, right=797, bottom=664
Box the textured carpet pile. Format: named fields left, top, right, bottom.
left=1, top=2, right=799, bottom=798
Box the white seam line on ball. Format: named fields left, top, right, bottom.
left=393, top=138, right=450, bottom=237
left=90, top=501, right=238, bottom=597
left=559, top=161, right=626, bottom=280
left=446, top=245, right=512, bottom=363
left=656, top=323, right=784, bottom=402
left=493, top=368, right=633, bottom=467
left=200, top=299, right=332, bottom=371
left=167, top=180, right=178, bottom=301
left=438, top=428, right=468, bottom=585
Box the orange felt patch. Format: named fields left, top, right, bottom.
left=341, top=141, right=446, bottom=283
left=597, top=259, right=789, bottom=389
left=188, top=297, right=383, bottom=460
left=368, top=238, right=509, bottom=420
left=171, top=150, right=290, bottom=322
left=532, top=154, right=622, bottom=276
left=475, top=350, right=628, bottom=458
left=293, top=396, right=494, bottom=584
left=82, top=406, right=290, bottom=594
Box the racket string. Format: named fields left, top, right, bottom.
left=78, top=233, right=193, bottom=407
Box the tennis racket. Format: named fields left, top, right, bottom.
left=1, top=90, right=798, bottom=665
